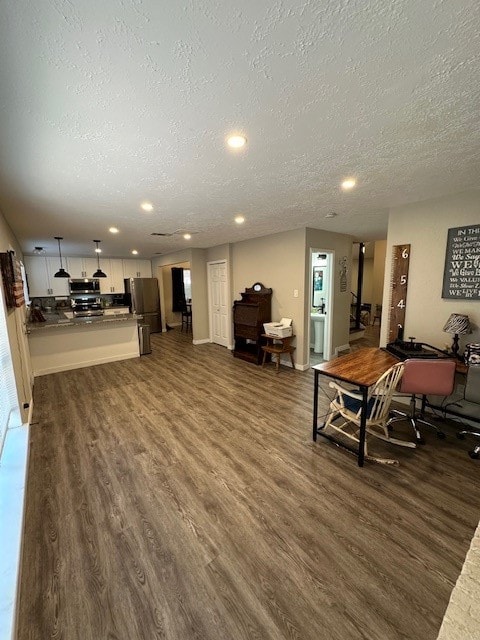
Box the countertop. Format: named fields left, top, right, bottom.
left=28, top=311, right=142, bottom=332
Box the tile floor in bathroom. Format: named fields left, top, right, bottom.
left=310, top=323, right=380, bottom=366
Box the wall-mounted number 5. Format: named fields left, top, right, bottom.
left=400, top=275, right=407, bottom=284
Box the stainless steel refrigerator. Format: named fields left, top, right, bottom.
left=124, top=278, right=161, bottom=333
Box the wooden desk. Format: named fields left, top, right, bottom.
left=261, top=334, right=295, bottom=373
left=313, top=347, right=399, bottom=466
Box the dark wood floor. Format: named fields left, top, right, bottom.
left=18, top=330, right=480, bottom=640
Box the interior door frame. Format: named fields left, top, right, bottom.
left=308, top=249, right=334, bottom=363
left=207, top=259, right=232, bottom=349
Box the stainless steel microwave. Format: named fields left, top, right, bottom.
left=69, top=279, right=100, bottom=294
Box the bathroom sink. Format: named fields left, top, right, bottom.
left=310, top=313, right=326, bottom=353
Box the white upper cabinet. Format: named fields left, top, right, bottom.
left=23, top=256, right=70, bottom=297
left=46, top=258, right=70, bottom=296
left=137, top=259, right=152, bottom=278
left=99, top=259, right=125, bottom=294
left=23, top=255, right=152, bottom=298
left=122, top=259, right=152, bottom=279
left=68, top=257, right=101, bottom=279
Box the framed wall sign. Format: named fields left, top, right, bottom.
left=0, top=251, right=25, bottom=309
left=442, top=224, right=480, bottom=299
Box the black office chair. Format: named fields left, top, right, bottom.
left=181, top=301, right=192, bottom=333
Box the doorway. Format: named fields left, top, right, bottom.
left=207, top=260, right=231, bottom=348
left=308, top=250, right=333, bottom=365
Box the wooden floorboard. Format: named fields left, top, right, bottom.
left=17, top=330, right=480, bottom=640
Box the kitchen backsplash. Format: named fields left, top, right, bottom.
left=30, top=293, right=127, bottom=309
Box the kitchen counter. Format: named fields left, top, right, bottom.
left=28, top=311, right=142, bottom=376
left=27, top=310, right=140, bottom=331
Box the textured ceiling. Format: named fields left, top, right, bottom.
left=0, top=0, right=479, bottom=258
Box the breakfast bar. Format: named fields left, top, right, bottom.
left=28, top=313, right=140, bottom=376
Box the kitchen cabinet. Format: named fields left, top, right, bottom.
left=24, top=255, right=152, bottom=298
left=67, top=257, right=98, bottom=279
left=122, top=259, right=152, bottom=279
left=99, top=259, right=125, bottom=294
left=23, top=256, right=70, bottom=297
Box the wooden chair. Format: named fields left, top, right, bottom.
left=261, top=335, right=295, bottom=373
left=322, top=362, right=415, bottom=464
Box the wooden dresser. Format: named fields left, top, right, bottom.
left=233, top=282, right=272, bottom=364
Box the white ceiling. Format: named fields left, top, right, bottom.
left=0, top=1, right=479, bottom=259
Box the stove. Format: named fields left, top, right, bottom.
left=70, top=296, right=104, bottom=318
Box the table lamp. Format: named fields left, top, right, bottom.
left=443, top=313, right=471, bottom=359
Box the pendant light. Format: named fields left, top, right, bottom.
left=92, top=240, right=107, bottom=278
left=53, top=236, right=70, bottom=278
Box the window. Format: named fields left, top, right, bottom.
left=183, top=269, right=191, bottom=302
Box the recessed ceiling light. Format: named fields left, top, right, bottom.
left=226, top=134, right=247, bottom=149
left=325, top=212, right=337, bottom=218
left=141, top=202, right=153, bottom=212
left=183, top=233, right=191, bottom=240
left=131, top=250, right=138, bottom=255
left=95, top=246, right=102, bottom=253
left=341, top=178, right=356, bottom=190
left=234, top=215, right=245, bottom=224
left=109, top=227, right=119, bottom=234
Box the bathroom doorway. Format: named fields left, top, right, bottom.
left=309, top=250, right=333, bottom=365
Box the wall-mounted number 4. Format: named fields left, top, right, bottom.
left=397, top=299, right=405, bottom=308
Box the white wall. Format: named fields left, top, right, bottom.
left=381, top=190, right=480, bottom=351
left=232, top=229, right=306, bottom=362
left=0, top=210, right=32, bottom=422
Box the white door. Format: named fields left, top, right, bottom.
left=208, top=261, right=230, bottom=348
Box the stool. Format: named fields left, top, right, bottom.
left=372, top=304, right=382, bottom=326
left=181, top=304, right=192, bottom=332
left=261, top=334, right=295, bottom=373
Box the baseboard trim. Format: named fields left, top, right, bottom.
left=296, top=363, right=310, bottom=371
left=32, top=352, right=139, bottom=377
left=192, top=338, right=210, bottom=346
left=335, top=344, right=351, bottom=357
